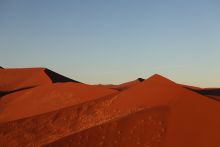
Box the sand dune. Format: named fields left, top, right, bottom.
left=0, top=68, right=220, bottom=147
left=0, top=82, right=117, bottom=123
left=45, top=106, right=168, bottom=147
left=0, top=68, right=79, bottom=96
left=97, top=78, right=144, bottom=91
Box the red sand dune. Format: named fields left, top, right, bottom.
left=0, top=68, right=50, bottom=92
left=45, top=106, right=168, bottom=147
left=0, top=68, right=79, bottom=96
left=97, top=78, right=144, bottom=91
left=0, top=68, right=220, bottom=147
left=0, top=82, right=117, bottom=123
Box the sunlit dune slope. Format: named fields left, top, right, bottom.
left=0, top=82, right=117, bottom=123
left=45, top=106, right=169, bottom=147
left=0, top=68, right=79, bottom=95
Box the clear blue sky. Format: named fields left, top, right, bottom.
left=0, top=0, right=220, bottom=87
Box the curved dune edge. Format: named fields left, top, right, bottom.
left=44, top=106, right=169, bottom=147
left=0, top=68, right=79, bottom=95
left=0, top=83, right=117, bottom=123
left=96, top=78, right=144, bottom=92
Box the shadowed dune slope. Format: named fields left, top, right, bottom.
left=187, top=88, right=220, bottom=100
left=44, top=69, right=80, bottom=83
left=180, top=84, right=220, bottom=98
left=1, top=74, right=220, bottom=147
left=0, top=82, right=117, bottom=123
left=181, top=84, right=220, bottom=100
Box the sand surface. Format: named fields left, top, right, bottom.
left=0, top=68, right=220, bottom=147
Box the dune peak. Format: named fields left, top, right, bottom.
left=148, top=74, right=172, bottom=81
left=142, top=74, right=177, bottom=87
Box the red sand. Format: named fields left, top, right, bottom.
left=0, top=68, right=79, bottom=95
left=0, top=82, right=117, bottom=123
left=45, top=106, right=169, bottom=147
left=0, top=68, right=220, bottom=147
left=97, top=78, right=144, bottom=91
left=0, top=68, right=51, bottom=92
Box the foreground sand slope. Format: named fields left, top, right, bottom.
left=0, top=82, right=117, bottom=123
left=45, top=106, right=169, bottom=147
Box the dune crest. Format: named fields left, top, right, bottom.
left=0, top=68, right=79, bottom=96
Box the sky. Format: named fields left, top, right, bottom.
left=0, top=0, right=220, bottom=87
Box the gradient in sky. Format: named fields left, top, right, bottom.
left=0, top=0, right=220, bottom=87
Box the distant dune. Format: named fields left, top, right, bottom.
left=0, top=67, right=220, bottom=147
left=97, top=78, right=144, bottom=91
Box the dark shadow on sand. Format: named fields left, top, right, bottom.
left=187, top=88, right=220, bottom=97
left=44, top=69, right=80, bottom=83
left=137, top=78, right=145, bottom=82
left=0, top=86, right=35, bottom=97
left=186, top=87, right=220, bottom=101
